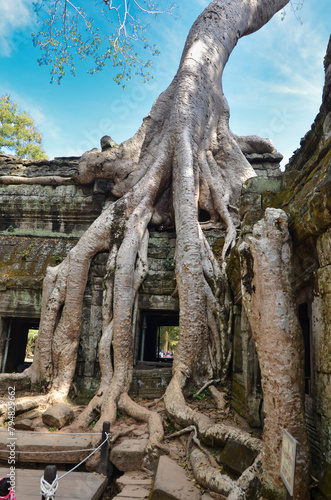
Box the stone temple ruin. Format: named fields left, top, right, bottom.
left=0, top=37, right=330, bottom=495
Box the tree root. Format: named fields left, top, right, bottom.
left=227, top=454, right=262, bottom=499
left=146, top=395, right=165, bottom=409
left=209, top=386, right=227, bottom=412
left=165, top=374, right=261, bottom=453
left=191, top=448, right=263, bottom=498
left=195, top=379, right=221, bottom=397
left=109, top=425, right=137, bottom=446
left=168, top=425, right=218, bottom=467
left=190, top=448, right=235, bottom=495
left=118, top=393, right=166, bottom=453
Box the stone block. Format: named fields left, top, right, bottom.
left=42, top=403, right=74, bottom=429
left=15, top=399, right=38, bottom=416
left=14, top=409, right=41, bottom=422
left=116, top=471, right=152, bottom=490
left=15, top=418, right=34, bottom=431
left=217, top=439, right=258, bottom=476
left=151, top=455, right=200, bottom=500
left=110, top=439, right=148, bottom=472
left=130, top=369, right=172, bottom=398
left=117, top=485, right=149, bottom=498
left=148, top=239, right=169, bottom=259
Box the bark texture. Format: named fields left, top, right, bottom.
left=239, top=208, right=310, bottom=499
left=0, top=0, right=298, bottom=494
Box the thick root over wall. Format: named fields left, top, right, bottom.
left=0, top=0, right=311, bottom=496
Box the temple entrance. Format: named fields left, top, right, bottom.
left=1, top=318, right=39, bottom=373
left=139, top=311, right=179, bottom=363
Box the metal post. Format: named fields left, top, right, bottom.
left=42, top=465, right=57, bottom=500
left=99, top=421, right=112, bottom=478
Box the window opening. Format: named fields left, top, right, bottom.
left=1, top=319, right=39, bottom=373
left=139, top=312, right=179, bottom=364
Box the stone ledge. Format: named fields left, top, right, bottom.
left=151, top=455, right=200, bottom=500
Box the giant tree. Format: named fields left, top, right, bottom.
left=1, top=0, right=310, bottom=497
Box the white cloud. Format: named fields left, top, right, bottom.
left=0, top=0, right=34, bottom=56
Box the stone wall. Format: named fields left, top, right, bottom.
left=228, top=35, right=331, bottom=489
left=0, top=149, right=280, bottom=393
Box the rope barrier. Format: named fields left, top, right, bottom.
left=40, top=475, right=58, bottom=500
left=0, top=431, right=101, bottom=435
left=39, top=432, right=110, bottom=498
left=0, top=448, right=98, bottom=454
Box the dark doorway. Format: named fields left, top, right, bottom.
left=298, top=303, right=311, bottom=395
left=139, top=311, right=179, bottom=363
left=2, top=318, right=39, bottom=373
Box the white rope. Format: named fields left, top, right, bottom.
left=0, top=431, right=102, bottom=435
left=39, top=432, right=110, bottom=496
left=40, top=475, right=59, bottom=500
left=58, top=432, right=110, bottom=480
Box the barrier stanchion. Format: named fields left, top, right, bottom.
left=41, top=465, right=57, bottom=500
left=99, top=421, right=112, bottom=477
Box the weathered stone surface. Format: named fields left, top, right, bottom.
left=42, top=403, right=74, bottom=429
left=0, top=154, right=79, bottom=177
left=151, top=455, right=200, bottom=500
left=0, top=236, right=77, bottom=291
left=317, top=228, right=331, bottom=267
left=116, top=471, right=152, bottom=490
left=317, top=464, right=331, bottom=499
left=0, top=431, right=98, bottom=463
left=113, top=471, right=152, bottom=500
left=15, top=418, right=34, bottom=430
left=0, top=374, right=31, bottom=394
left=217, top=439, right=258, bottom=476
left=15, top=399, right=38, bottom=415
left=14, top=409, right=41, bottom=422
left=130, top=368, right=172, bottom=398
left=245, top=152, right=283, bottom=164
left=110, top=439, right=148, bottom=472
left=116, top=485, right=150, bottom=498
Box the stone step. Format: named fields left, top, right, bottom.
left=151, top=455, right=200, bottom=500
left=0, top=466, right=107, bottom=499
left=110, top=439, right=148, bottom=472
left=113, top=471, right=152, bottom=500
left=0, top=430, right=100, bottom=463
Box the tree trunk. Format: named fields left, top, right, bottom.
left=239, top=208, right=310, bottom=499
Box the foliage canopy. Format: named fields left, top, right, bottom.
left=0, top=95, right=48, bottom=160
left=31, top=0, right=303, bottom=87
left=32, top=0, right=176, bottom=86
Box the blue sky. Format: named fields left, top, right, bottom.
left=0, top=0, right=330, bottom=167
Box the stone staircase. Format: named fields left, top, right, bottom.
left=113, top=471, right=151, bottom=500
left=112, top=459, right=216, bottom=500
left=111, top=440, right=217, bottom=500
